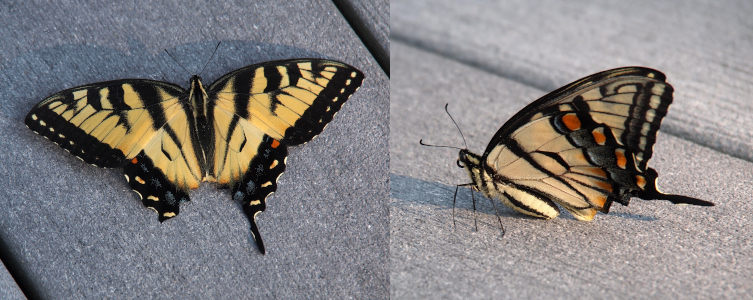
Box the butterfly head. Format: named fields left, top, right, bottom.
left=190, top=75, right=204, bottom=85
left=457, top=149, right=482, bottom=170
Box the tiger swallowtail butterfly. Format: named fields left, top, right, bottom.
left=452, top=67, right=713, bottom=223
left=26, top=56, right=364, bottom=254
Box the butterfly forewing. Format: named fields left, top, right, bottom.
left=465, top=67, right=710, bottom=221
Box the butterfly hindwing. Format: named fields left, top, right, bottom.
left=231, top=135, right=288, bottom=254
left=460, top=67, right=712, bottom=222
left=123, top=151, right=190, bottom=221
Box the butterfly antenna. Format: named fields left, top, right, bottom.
left=199, top=42, right=222, bottom=77
left=164, top=49, right=192, bottom=76
left=418, top=139, right=463, bottom=150
left=444, top=103, right=468, bottom=149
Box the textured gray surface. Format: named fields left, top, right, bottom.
left=335, top=0, right=390, bottom=75
left=390, top=3, right=753, bottom=298
left=0, top=261, right=24, bottom=300
left=1, top=0, right=388, bottom=298
left=393, top=0, right=753, bottom=162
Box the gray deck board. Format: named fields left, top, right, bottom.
left=391, top=41, right=753, bottom=299
left=391, top=0, right=753, bottom=296
left=0, top=261, right=24, bottom=300
left=336, top=0, right=390, bottom=75
left=0, top=0, right=388, bottom=298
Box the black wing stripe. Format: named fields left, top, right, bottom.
left=263, top=65, right=283, bottom=94
left=501, top=139, right=590, bottom=202
left=501, top=183, right=561, bottom=217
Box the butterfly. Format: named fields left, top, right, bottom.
left=25, top=57, right=364, bottom=254
left=448, top=67, right=713, bottom=224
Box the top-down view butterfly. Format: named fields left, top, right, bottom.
left=434, top=67, right=714, bottom=226
left=25, top=53, right=364, bottom=254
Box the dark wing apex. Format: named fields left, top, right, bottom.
left=281, top=60, right=364, bottom=145
left=231, top=135, right=288, bottom=255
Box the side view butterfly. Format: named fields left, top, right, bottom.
left=429, top=67, right=713, bottom=226
left=25, top=54, right=364, bottom=254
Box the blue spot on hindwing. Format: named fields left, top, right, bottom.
left=246, top=181, right=257, bottom=194
left=165, top=191, right=176, bottom=206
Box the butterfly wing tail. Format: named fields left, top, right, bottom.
left=231, top=136, right=288, bottom=255
left=654, top=194, right=715, bottom=206
left=638, top=168, right=715, bottom=206
left=244, top=204, right=267, bottom=255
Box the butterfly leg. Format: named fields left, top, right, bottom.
left=486, top=194, right=506, bottom=238
left=232, top=136, right=288, bottom=255
left=453, top=183, right=475, bottom=228
left=452, top=185, right=459, bottom=227
left=471, top=187, right=478, bottom=232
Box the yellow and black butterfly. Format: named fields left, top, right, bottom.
left=448, top=67, right=712, bottom=224
left=25, top=58, right=364, bottom=254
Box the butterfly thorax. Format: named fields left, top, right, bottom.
left=188, top=75, right=209, bottom=118
left=458, top=149, right=490, bottom=194
left=187, top=75, right=213, bottom=178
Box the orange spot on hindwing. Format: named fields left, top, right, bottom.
left=271, top=139, right=280, bottom=148
left=636, top=175, right=646, bottom=189
left=592, top=128, right=607, bottom=145
left=131, top=158, right=139, bottom=164
left=615, top=149, right=627, bottom=169
left=562, top=113, right=581, bottom=131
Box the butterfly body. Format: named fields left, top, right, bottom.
left=26, top=58, right=364, bottom=254
left=456, top=67, right=713, bottom=221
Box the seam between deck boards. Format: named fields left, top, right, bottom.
left=332, top=0, right=389, bottom=77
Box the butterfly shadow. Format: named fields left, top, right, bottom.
left=390, top=174, right=659, bottom=226
left=390, top=173, right=536, bottom=230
